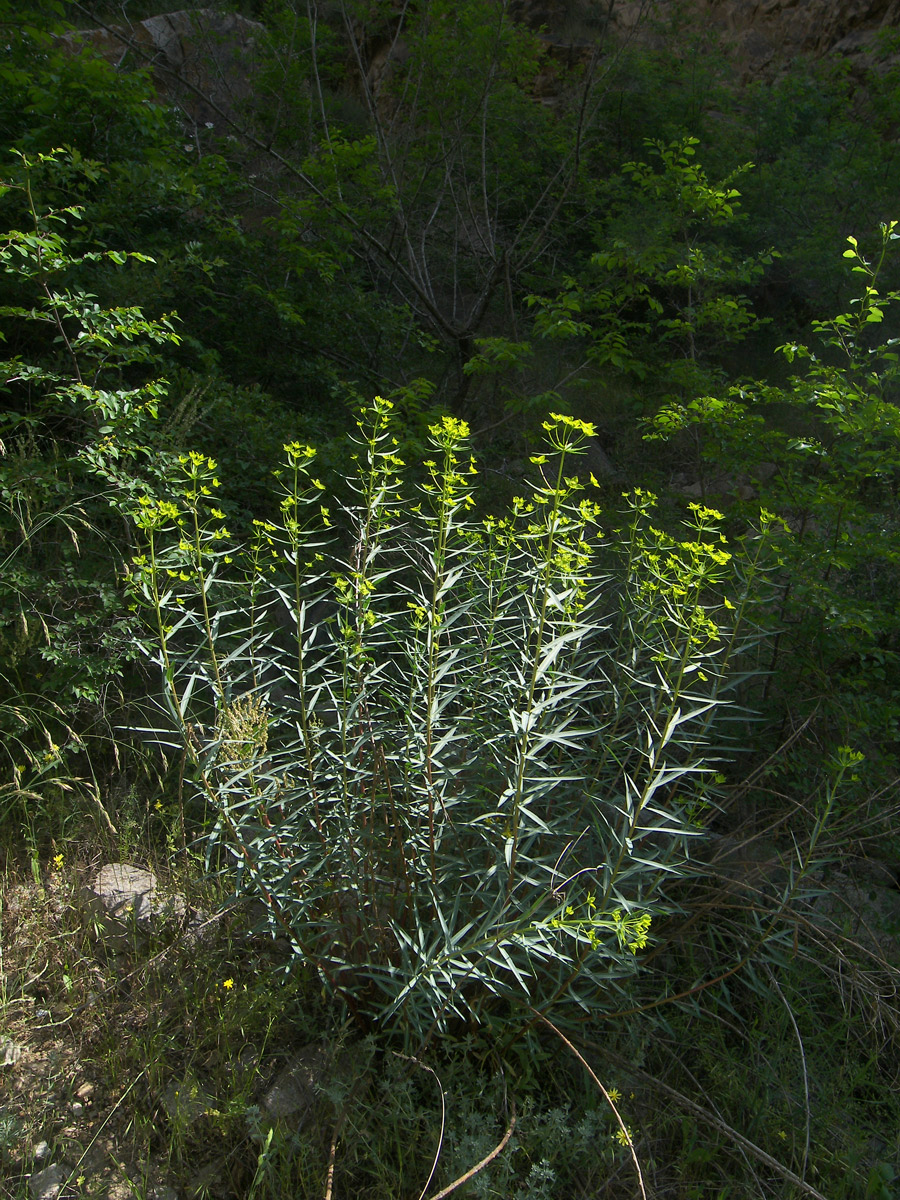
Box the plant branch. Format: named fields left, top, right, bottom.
left=425, top=1098, right=516, bottom=1200
left=530, top=1008, right=647, bottom=1200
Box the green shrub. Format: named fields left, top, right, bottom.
left=0, top=149, right=179, bottom=828
left=126, top=396, right=773, bottom=1041
left=649, top=222, right=900, bottom=780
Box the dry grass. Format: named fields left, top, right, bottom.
left=0, top=845, right=331, bottom=1200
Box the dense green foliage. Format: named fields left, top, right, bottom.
left=2, top=1, right=900, bottom=1196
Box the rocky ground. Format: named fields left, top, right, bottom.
left=0, top=859, right=338, bottom=1200
left=4, top=844, right=899, bottom=1199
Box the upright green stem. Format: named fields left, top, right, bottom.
left=283, top=465, right=320, bottom=804
left=424, top=463, right=453, bottom=885
left=189, top=501, right=226, bottom=704
left=505, top=446, right=568, bottom=896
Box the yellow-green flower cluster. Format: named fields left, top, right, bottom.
left=541, top=411, right=597, bottom=452
left=547, top=894, right=650, bottom=954
left=132, top=495, right=180, bottom=532
left=612, top=907, right=652, bottom=953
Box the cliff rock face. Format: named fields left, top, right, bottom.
left=60, top=0, right=900, bottom=120
left=700, top=0, right=900, bottom=57
left=60, top=8, right=264, bottom=124
left=601, top=0, right=900, bottom=72
left=504, top=0, right=900, bottom=77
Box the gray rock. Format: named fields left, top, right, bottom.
left=102, top=1171, right=179, bottom=1200
left=104, top=1180, right=137, bottom=1200
left=83, top=863, right=187, bottom=953
left=182, top=906, right=215, bottom=949
left=87, top=863, right=161, bottom=921
left=676, top=471, right=758, bottom=504
left=28, top=1164, right=70, bottom=1200
left=160, top=1072, right=214, bottom=1125
left=811, top=873, right=900, bottom=966
left=754, top=461, right=779, bottom=483
left=260, top=1045, right=333, bottom=1126
left=0, top=1039, right=24, bottom=1067
left=59, top=9, right=264, bottom=126
left=185, top=1162, right=223, bottom=1198
left=32, top=1142, right=51, bottom=1165
left=584, top=438, right=616, bottom=480
left=843, top=856, right=900, bottom=889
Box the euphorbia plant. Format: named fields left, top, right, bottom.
left=128, top=398, right=771, bottom=1041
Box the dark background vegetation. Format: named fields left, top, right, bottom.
left=2, top=1, right=900, bottom=1196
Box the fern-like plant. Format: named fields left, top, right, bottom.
left=128, top=397, right=771, bottom=1040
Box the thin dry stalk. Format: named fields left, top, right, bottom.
left=391, top=1051, right=446, bottom=1200
left=530, top=1009, right=647, bottom=1200
left=764, top=962, right=811, bottom=1183
left=425, top=1099, right=516, bottom=1200
left=323, top=1122, right=339, bottom=1200
left=598, top=1043, right=830, bottom=1200
left=322, top=1041, right=370, bottom=1200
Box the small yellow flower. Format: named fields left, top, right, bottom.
left=607, top=1087, right=621, bottom=1103
left=222, top=978, right=234, bottom=991
left=52, top=853, right=64, bottom=871
left=614, top=1126, right=633, bottom=1147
